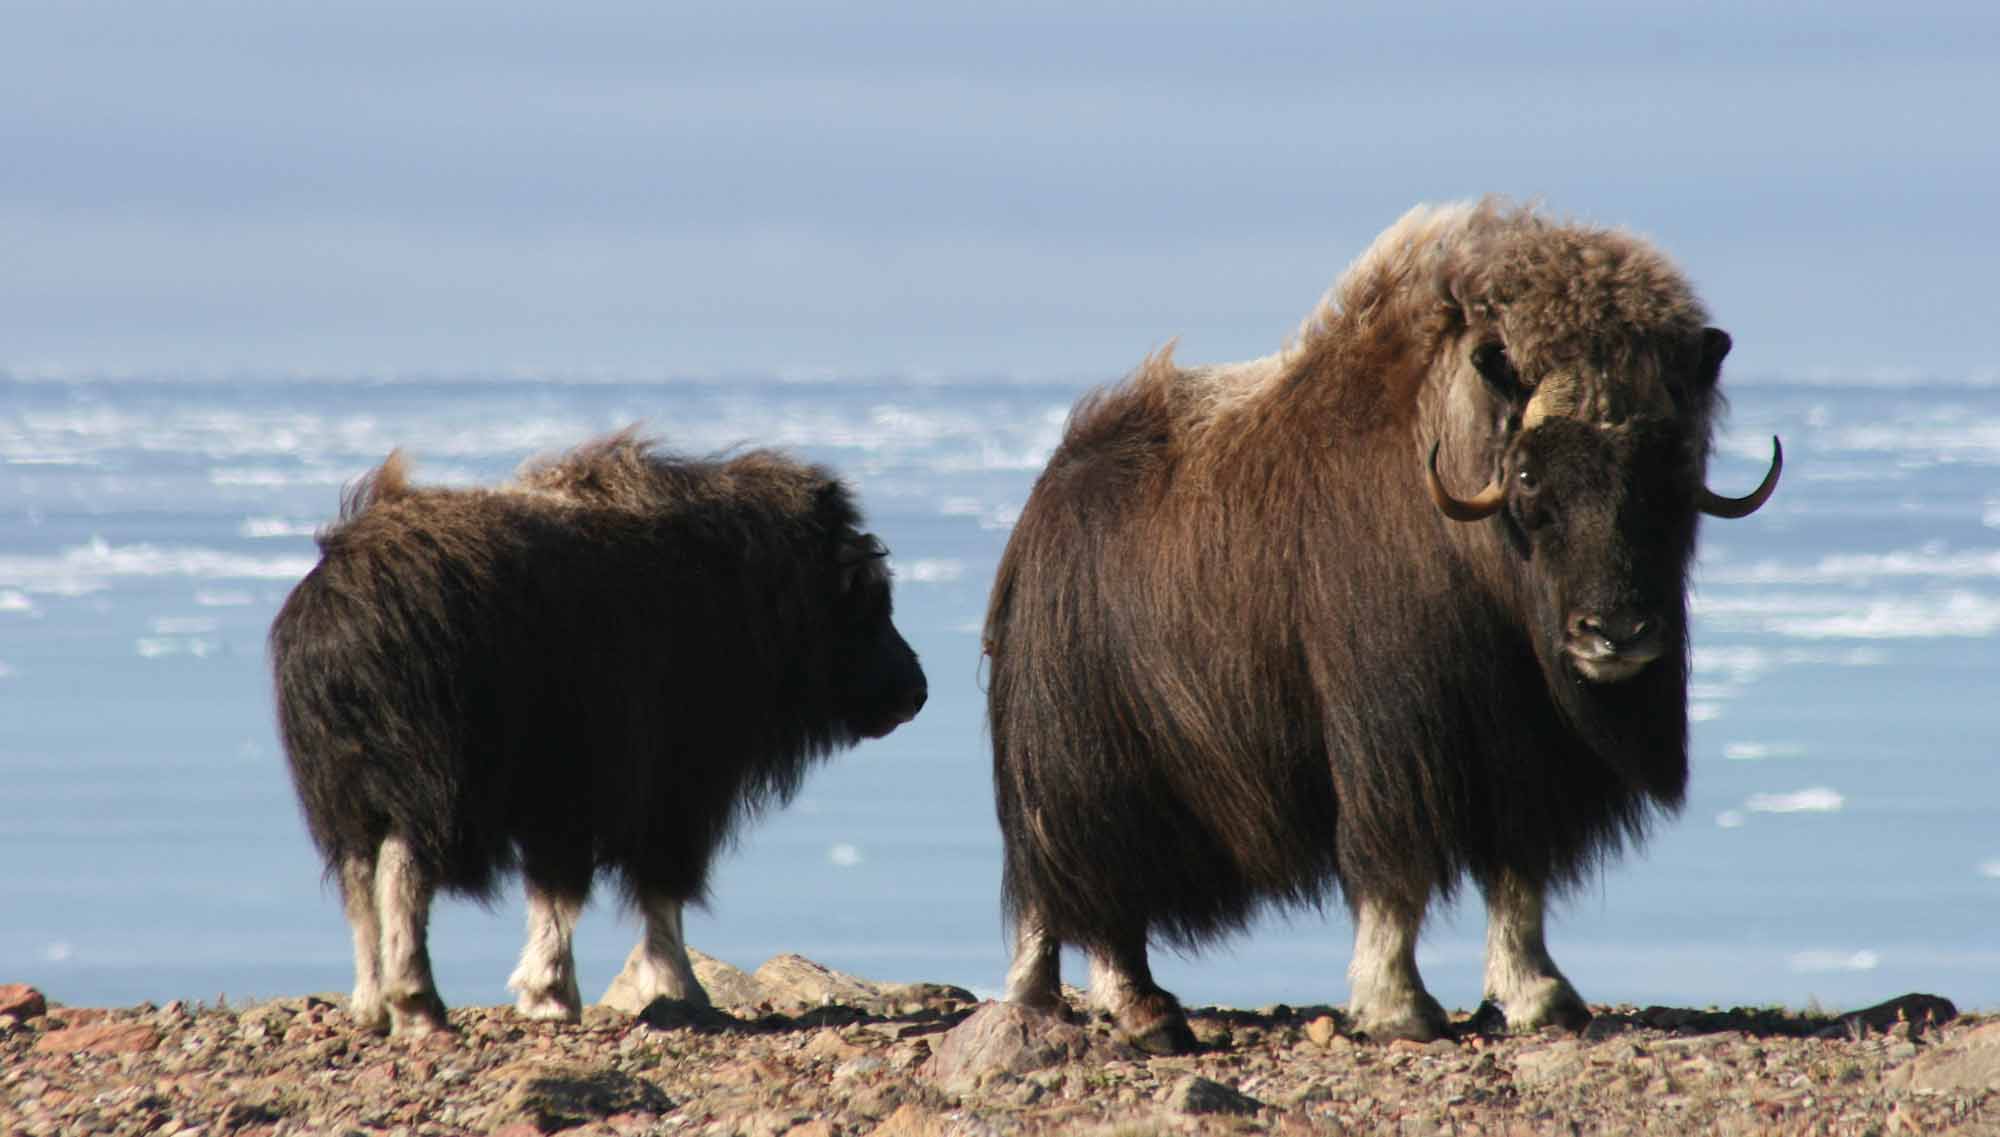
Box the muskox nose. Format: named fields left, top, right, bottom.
left=1564, top=609, right=1664, bottom=682
left=1570, top=611, right=1652, bottom=651
left=898, top=683, right=929, bottom=723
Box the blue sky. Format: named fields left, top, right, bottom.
left=4, top=1, right=1995, bottom=381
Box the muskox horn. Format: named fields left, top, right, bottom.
left=1699, top=436, right=1783, bottom=519
left=1426, top=442, right=1506, bottom=522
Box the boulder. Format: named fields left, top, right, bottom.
left=1163, top=1074, right=1263, bottom=1116
left=752, top=954, right=879, bottom=1009
left=922, top=1002, right=1089, bottom=1093
left=1891, top=1020, right=2000, bottom=1092
left=480, top=1063, right=674, bottom=1134
left=0, top=984, right=46, bottom=1020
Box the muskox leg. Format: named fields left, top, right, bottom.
left=599, top=890, right=711, bottom=1014
left=1086, top=933, right=1198, bottom=1055
left=1480, top=870, right=1590, bottom=1032
left=506, top=883, right=585, bottom=1023
left=1347, top=892, right=1448, bottom=1042
left=1001, top=908, right=1062, bottom=1010
left=339, top=852, right=389, bottom=1034
left=373, top=834, right=450, bottom=1036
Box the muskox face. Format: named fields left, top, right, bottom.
left=1429, top=417, right=1781, bottom=685
left=832, top=535, right=928, bottom=738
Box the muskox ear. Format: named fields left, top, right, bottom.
left=1471, top=340, right=1525, bottom=402
left=1696, top=327, right=1732, bottom=389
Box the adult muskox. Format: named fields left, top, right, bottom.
left=985, top=200, right=1781, bottom=1051
left=272, top=431, right=927, bottom=1036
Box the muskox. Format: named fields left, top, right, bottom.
left=271, top=432, right=927, bottom=1035
left=985, top=200, right=1781, bottom=1051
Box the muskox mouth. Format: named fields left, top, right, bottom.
left=1563, top=638, right=1663, bottom=683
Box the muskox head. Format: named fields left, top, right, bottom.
left=830, top=534, right=928, bottom=738
left=1428, top=416, right=1781, bottom=685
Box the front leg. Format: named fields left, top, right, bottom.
left=507, top=881, right=584, bottom=1022
left=1480, top=870, right=1589, bottom=1032
left=1347, top=891, right=1448, bottom=1041
left=600, top=889, right=710, bottom=1013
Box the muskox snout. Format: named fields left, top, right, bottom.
left=1563, top=609, right=1664, bottom=683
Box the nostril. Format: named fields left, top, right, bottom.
left=1575, top=612, right=1650, bottom=648
left=906, top=688, right=929, bottom=717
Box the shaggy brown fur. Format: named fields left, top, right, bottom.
left=987, top=199, right=1772, bottom=1050
left=272, top=431, right=926, bottom=1033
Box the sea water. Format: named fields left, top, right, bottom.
left=2, top=372, right=1995, bottom=1015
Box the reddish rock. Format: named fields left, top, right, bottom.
left=0, top=983, right=46, bottom=1019
left=922, top=1001, right=1090, bottom=1092
left=35, top=1022, right=164, bottom=1055
left=869, top=1103, right=951, bottom=1137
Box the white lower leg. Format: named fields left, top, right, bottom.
left=1482, top=871, right=1587, bottom=1031
left=507, top=884, right=584, bottom=1022
left=600, top=892, right=708, bottom=1013
left=1002, top=912, right=1061, bottom=1008
left=1347, top=893, right=1446, bottom=1040
left=340, top=854, right=387, bottom=1032
left=1086, top=950, right=1149, bottom=1020
left=374, top=835, right=448, bottom=1035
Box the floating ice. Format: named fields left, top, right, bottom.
left=0, top=538, right=317, bottom=593
left=194, top=589, right=257, bottom=607
left=238, top=517, right=319, bottom=539
left=1770, top=591, right=2000, bottom=639
left=43, top=941, right=72, bottom=963
left=1723, top=742, right=1806, bottom=762
left=827, top=843, right=864, bottom=868
left=0, top=589, right=35, bottom=614
left=900, top=559, right=964, bottom=585
left=1715, top=810, right=1746, bottom=829
left=1979, top=860, right=2000, bottom=879
left=1788, top=949, right=1879, bottom=974
left=137, top=637, right=216, bottom=659
left=1746, top=787, right=1845, bottom=814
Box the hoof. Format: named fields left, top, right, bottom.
left=346, top=993, right=391, bottom=1036
left=1352, top=994, right=1449, bottom=1043
left=1493, top=980, right=1591, bottom=1034
left=514, top=991, right=583, bottom=1023
left=1114, top=993, right=1200, bottom=1055
left=388, top=992, right=452, bottom=1038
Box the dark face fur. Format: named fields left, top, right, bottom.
left=1495, top=418, right=1699, bottom=685
left=832, top=537, right=928, bottom=738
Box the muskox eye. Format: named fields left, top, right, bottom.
left=1472, top=341, right=1521, bottom=399
left=1516, top=467, right=1538, bottom=492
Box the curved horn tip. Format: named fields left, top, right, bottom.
left=1425, top=440, right=1507, bottom=523
left=1699, top=435, right=1783, bottom=519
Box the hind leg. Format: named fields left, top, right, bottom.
left=1481, top=869, right=1589, bottom=1032
left=1088, top=931, right=1197, bottom=1055
left=600, top=887, right=709, bottom=1013
left=374, top=834, right=450, bottom=1036
left=339, top=852, right=389, bottom=1034
left=1347, top=890, right=1448, bottom=1041
left=506, top=881, right=585, bottom=1022
left=1002, top=906, right=1062, bottom=1010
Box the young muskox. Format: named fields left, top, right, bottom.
left=985, top=200, right=1780, bottom=1051
left=272, top=432, right=927, bottom=1035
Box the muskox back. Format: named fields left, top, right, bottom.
left=271, top=432, right=926, bottom=1034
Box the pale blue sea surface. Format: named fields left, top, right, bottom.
left=2, top=372, right=1995, bottom=1014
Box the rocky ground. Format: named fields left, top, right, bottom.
left=3, top=955, right=1994, bottom=1136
